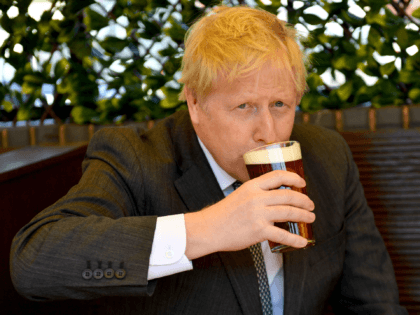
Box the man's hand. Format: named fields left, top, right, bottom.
left=184, top=170, right=315, bottom=260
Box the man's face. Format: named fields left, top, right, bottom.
left=186, top=62, right=300, bottom=183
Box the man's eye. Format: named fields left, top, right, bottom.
left=275, top=101, right=284, bottom=107
left=238, top=103, right=247, bottom=109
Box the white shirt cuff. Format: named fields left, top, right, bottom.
left=147, top=214, right=193, bottom=280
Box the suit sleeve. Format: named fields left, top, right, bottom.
left=331, top=138, right=407, bottom=314
left=10, top=127, right=158, bottom=301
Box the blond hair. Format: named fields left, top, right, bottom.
left=177, top=5, right=308, bottom=103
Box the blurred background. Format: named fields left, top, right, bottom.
left=1, top=1, right=420, bottom=314
left=0, top=0, right=419, bottom=127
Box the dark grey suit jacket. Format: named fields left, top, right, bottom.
left=10, top=110, right=406, bottom=314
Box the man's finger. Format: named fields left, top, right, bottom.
left=266, top=205, right=316, bottom=223
left=264, top=225, right=308, bottom=248
left=254, top=170, right=306, bottom=191
left=265, top=189, right=315, bottom=210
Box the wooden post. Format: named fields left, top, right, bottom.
left=88, top=124, right=95, bottom=141
left=29, top=127, right=36, bottom=146
left=402, top=105, right=409, bottom=130
left=59, top=124, right=66, bottom=146
left=1, top=129, right=8, bottom=148
left=335, top=110, right=343, bottom=132
left=369, top=108, right=376, bottom=132
left=147, top=120, right=155, bottom=129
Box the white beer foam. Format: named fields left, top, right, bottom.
left=243, top=142, right=302, bottom=164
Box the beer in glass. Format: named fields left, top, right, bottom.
left=243, top=141, right=315, bottom=253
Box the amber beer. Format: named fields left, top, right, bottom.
left=243, top=141, right=315, bottom=253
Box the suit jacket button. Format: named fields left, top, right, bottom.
left=104, top=268, right=115, bottom=279
left=93, top=269, right=104, bottom=280
left=82, top=269, right=93, bottom=280
left=115, top=269, right=126, bottom=279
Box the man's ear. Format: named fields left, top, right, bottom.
left=185, top=85, right=200, bottom=125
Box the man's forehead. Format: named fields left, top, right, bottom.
left=214, top=66, right=294, bottom=92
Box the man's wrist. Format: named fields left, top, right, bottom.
left=147, top=214, right=193, bottom=280
left=184, top=210, right=220, bottom=260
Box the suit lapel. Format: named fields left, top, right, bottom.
left=174, top=163, right=225, bottom=213
left=172, top=112, right=262, bottom=314
left=219, top=251, right=263, bottom=315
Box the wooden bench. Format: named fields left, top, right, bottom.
left=0, top=144, right=95, bottom=315
left=341, top=129, right=420, bottom=314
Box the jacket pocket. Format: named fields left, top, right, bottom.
left=307, top=224, right=346, bottom=267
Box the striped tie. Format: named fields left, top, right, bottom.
left=232, top=181, right=273, bottom=315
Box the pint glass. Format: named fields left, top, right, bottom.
left=243, top=141, right=315, bottom=253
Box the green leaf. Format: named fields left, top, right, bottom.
left=384, top=7, right=405, bottom=30
left=148, top=0, right=169, bottom=9
left=322, top=1, right=348, bottom=16
left=379, top=61, right=396, bottom=76
left=55, top=59, right=71, bottom=78
left=130, top=0, right=148, bottom=10
left=141, top=19, right=161, bottom=40
left=340, top=10, right=364, bottom=27
left=342, top=41, right=357, bottom=55
left=162, top=56, right=182, bottom=76
left=160, top=86, right=181, bottom=109
left=302, top=13, right=325, bottom=25
left=396, top=28, right=409, bottom=49
left=306, top=73, right=323, bottom=91
left=100, top=37, right=128, bottom=54
left=199, top=0, right=218, bottom=5
left=375, top=79, right=400, bottom=98
left=354, top=85, right=378, bottom=105
left=327, top=89, right=344, bottom=109
left=366, top=11, right=387, bottom=27
left=332, top=55, right=358, bottom=71
left=22, top=74, right=44, bottom=94
left=1, top=15, right=13, bottom=34
left=164, top=18, right=187, bottom=43
left=408, top=88, right=420, bottom=102
left=398, top=69, right=420, bottom=84
left=377, top=41, right=396, bottom=56
left=84, top=8, right=109, bottom=31
left=71, top=106, right=98, bottom=124
left=310, top=51, right=331, bottom=68
left=337, top=81, right=353, bottom=102
left=68, top=38, right=92, bottom=60
left=144, top=74, right=167, bottom=90
left=2, top=100, right=14, bottom=112
left=367, top=27, right=381, bottom=48
left=63, top=0, right=96, bottom=16
left=412, top=7, right=420, bottom=19
left=299, top=93, right=328, bottom=112
left=57, top=78, right=70, bottom=94
left=21, top=82, right=39, bottom=94
left=17, top=107, right=32, bottom=121
left=367, top=56, right=380, bottom=70
left=23, top=74, right=44, bottom=84
left=356, top=45, right=372, bottom=58
left=159, top=46, right=179, bottom=57
left=180, top=0, right=204, bottom=25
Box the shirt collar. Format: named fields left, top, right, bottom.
left=197, top=136, right=237, bottom=191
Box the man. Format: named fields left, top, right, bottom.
left=10, top=5, right=406, bottom=315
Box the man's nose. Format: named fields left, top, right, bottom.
left=253, top=109, right=276, bottom=144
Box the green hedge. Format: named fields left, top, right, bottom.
left=0, top=0, right=419, bottom=124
